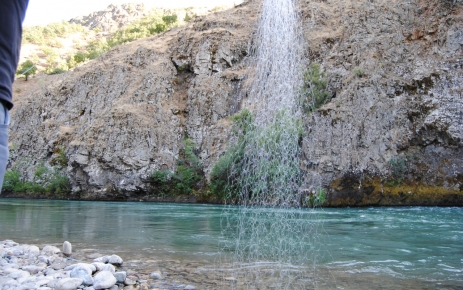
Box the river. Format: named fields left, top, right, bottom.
left=0, top=198, right=461, bottom=289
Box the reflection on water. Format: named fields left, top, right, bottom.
left=0, top=199, right=223, bottom=259
left=0, top=199, right=462, bottom=288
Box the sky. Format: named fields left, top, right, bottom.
left=24, top=0, right=244, bottom=26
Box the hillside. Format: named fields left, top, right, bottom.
left=5, top=0, right=463, bottom=206
left=17, top=3, right=228, bottom=76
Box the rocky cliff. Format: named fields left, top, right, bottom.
left=5, top=0, right=463, bottom=206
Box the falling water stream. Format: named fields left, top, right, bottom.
left=218, top=0, right=319, bottom=288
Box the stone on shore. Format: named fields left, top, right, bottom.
left=100, top=263, right=116, bottom=273
left=55, top=277, right=83, bottom=290
left=41, top=245, right=61, bottom=255
left=108, top=254, right=123, bottom=266
left=7, top=269, right=30, bottom=279
left=92, top=256, right=109, bottom=264
left=70, top=265, right=94, bottom=285
left=65, top=263, right=96, bottom=274
left=22, top=265, right=45, bottom=274
left=114, top=271, right=127, bottom=283
left=63, top=241, right=72, bottom=257
left=92, top=262, right=106, bottom=272
left=149, top=271, right=162, bottom=280
left=38, top=255, right=50, bottom=264
left=93, top=271, right=117, bottom=289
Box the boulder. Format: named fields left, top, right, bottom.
left=93, top=271, right=117, bottom=290
left=55, top=278, right=83, bottom=290
left=70, top=266, right=93, bottom=286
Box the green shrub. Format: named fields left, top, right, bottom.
left=47, top=67, right=67, bottom=75
left=2, top=169, right=22, bottom=192
left=23, top=21, right=87, bottom=45
left=388, top=157, right=407, bottom=186
left=209, top=109, right=303, bottom=203
left=353, top=67, right=366, bottom=77
left=150, top=139, right=203, bottom=196
left=73, top=52, right=88, bottom=64
left=87, top=39, right=110, bottom=59
left=210, top=110, right=253, bottom=201
left=2, top=165, right=70, bottom=196
left=210, top=150, right=236, bottom=200
left=162, top=14, right=178, bottom=28
left=51, top=147, right=68, bottom=167
left=301, top=63, right=330, bottom=113
left=304, top=188, right=327, bottom=207
left=47, top=174, right=71, bottom=195
left=150, top=170, right=172, bottom=194
left=34, top=162, right=48, bottom=179
left=184, top=13, right=194, bottom=22
left=107, top=11, right=178, bottom=48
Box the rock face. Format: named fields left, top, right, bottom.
left=299, top=0, right=463, bottom=205
left=6, top=0, right=463, bottom=206
left=69, top=4, right=150, bottom=32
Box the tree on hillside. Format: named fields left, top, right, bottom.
left=16, top=60, right=37, bottom=81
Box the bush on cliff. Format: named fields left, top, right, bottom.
left=150, top=138, right=203, bottom=196
left=2, top=164, right=71, bottom=196
left=300, top=63, right=330, bottom=113
left=209, top=110, right=252, bottom=201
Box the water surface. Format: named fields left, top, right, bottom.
left=0, top=199, right=461, bottom=289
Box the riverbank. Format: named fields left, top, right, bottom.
left=2, top=189, right=463, bottom=207
left=0, top=240, right=203, bottom=290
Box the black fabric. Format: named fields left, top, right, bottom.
left=0, top=0, right=29, bottom=110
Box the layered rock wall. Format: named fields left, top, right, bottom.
left=5, top=0, right=463, bottom=205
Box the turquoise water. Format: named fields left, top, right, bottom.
left=0, top=199, right=461, bottom=288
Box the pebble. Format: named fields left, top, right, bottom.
left=22, top=265, right=45, bottom=274
left=124, top=277, right=137, bottom=285
left=149, top=271, right=163, bottom=280
left=0, top=240, right=198, bottom=290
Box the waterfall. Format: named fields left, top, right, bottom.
left=219, top=0, right=323, bottom=289
left=236, top=0, right=305, bottom=207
